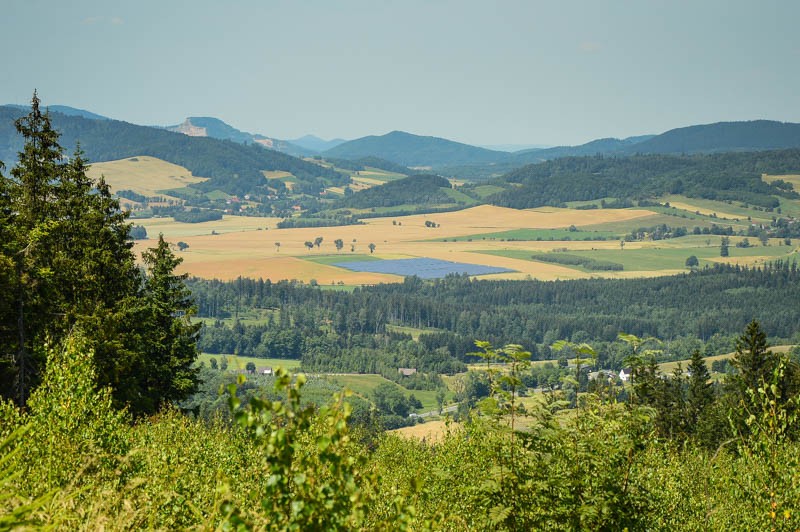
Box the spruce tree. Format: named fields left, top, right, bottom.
left=686, top=349, right=714, bottom=430
left=130, top=235, right=200, bottom=415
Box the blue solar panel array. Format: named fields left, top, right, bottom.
left=332, top=258, right=513, bottom=279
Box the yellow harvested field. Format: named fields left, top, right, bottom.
left=663, top=200, right=742, bottom=220
left=263, top=170, right=294, bottom=179
left=763, top=174, right=800, bottom=190
left=170, top=255, right=401, bottom=284
left=135, top=215, right=283, bottom=237
left=390, top=420, right=459, bottom=443
left=130, top=205, right=659, bottom=282
left=351, top=176, right=385, bottom=187
left=86, top=156, right=207, bottom=196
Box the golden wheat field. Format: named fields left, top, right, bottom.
left=132, top=205, right=658, bottom=282
left=130, top=204, right=799, bottom=284
left=389, top=420, right=458, bottom=442
left=763, top=173, right=800, bottom=189
left=87, top=156, right=207, bottom=197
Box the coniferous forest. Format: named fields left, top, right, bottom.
left=2, top=97, right=800, bottom=529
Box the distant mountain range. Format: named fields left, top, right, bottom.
left=4, top=100, right=800, bottom=188
left=0, top=105, right=344, bottom=198
left=288, top=134, right=347, bottom=152
left=323, top=130, right=507, bottom=167
left=164, top=116, right=313, bottom=157
left=4, top=103, right=110, bottom=121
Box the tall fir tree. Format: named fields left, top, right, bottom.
left=0, top=92, right=199, bottom=413
left=686, top=349, right=714, bottom=430
left=107, top=235, right=200, bottom=415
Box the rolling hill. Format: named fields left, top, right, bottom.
left=0, top=105, right=345, bottom=198
left=323, top=130, right=508, bottom=167
left=627, top=120, right=800, bottom=154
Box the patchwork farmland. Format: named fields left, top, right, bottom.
left=132, top=202, right=800, bottom=284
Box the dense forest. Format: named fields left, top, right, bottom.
left=187, top=262, right=800, bottom=374
left=334, top=174, right=454, bottom=209
left=486, top=150, right=800, bottom=209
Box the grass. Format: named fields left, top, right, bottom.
left=581, top=211, right=730, bottom=232
left=657, top=345, right=796, bottom=374
left=197, top=353, right=301, bottom=371
left=386, top=324, right=445, bottom=340
left=482, top=240, right=795, bottom=272
left=471, top=184, right=505, bottom=198
left=323, top=374, right=443, bottom=412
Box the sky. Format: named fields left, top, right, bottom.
left=1, top=0, right=799, bottom=147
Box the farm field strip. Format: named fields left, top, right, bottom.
left=661, top=194, right=774, bottom=222
left=197, top=353, right=301, bottom=370
left=657, top=345, right=796, bottom=374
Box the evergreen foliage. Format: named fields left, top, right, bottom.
left=335, top=174, right=453, bottom=209
left=0, top=94, right=199, bottom=415
left=488, top=150, right=800, bottom=209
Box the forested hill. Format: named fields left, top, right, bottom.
left=335, top=174, right=452, bottom=209
left=511, top=120, right=800, bottom=165
left=630, top=120, right=800, bottom=154
left=0, top=106, right=344, bottom=197
left=487, top=149, right=800, bottom=209
left=323, top=130, right=507, bottom=167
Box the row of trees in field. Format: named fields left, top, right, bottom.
left=0, top=94, right=198, bottom=415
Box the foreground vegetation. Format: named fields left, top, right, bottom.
left=3, top=324, right=800, bottom=529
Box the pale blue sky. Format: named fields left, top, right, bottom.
left=1, top=0, right=798, bottom=146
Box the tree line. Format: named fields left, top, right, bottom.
left=0, top=93, right=198, bottom=416
left=188, top=261, right=800, bottom=369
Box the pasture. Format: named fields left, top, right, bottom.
left=323, top=374, right=442, bottom=412
left=656, top=345, right=796, bottom=375
left=197, top=353, right=301, bottom=371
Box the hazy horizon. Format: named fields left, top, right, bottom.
left=2, top=0, right=798, bottom=147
